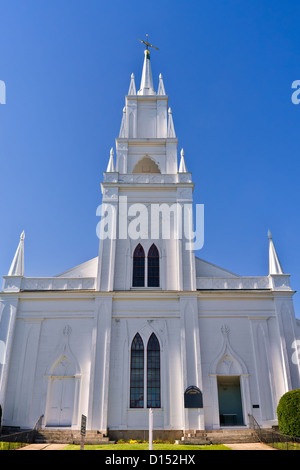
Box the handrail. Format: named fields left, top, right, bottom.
left=248, top=413, right=262, bottom=441
left=33, top=414, right=44, bottom=431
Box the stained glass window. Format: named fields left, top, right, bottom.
left=130, top=333, right=144, bottom=408
left=132, top=244, right=145, bottom=287
left=147, top=333, right=161, bottom=408
left=147, top=244, right=159, bottom=287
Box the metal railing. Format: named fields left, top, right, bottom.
left=248, top=414, right=300, bottom=450
left=0, top=415, right=44, bottom=450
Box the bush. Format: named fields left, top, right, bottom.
left=277, top=389, right=300, bottom=437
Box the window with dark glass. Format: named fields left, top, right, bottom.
left=130, top=333, right=144, bottom=408
left=147, top=244, right=159, bottom=287
left=147, top=333, right=161, bottom=408
left=132, top=244, right=145, bottom=287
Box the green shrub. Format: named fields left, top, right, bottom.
left=277, top=389, right=300, bottom=437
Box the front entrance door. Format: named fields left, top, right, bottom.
left=217, top=376, right=244, bottom=426
left=46, top=377, right=75, bottom=427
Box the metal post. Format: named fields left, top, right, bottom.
left=80, top=414, right=87, bottom=451
left=149, top=408, right=153, bottom=450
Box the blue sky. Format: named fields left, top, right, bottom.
left=0, top=0, right=299, bottom=316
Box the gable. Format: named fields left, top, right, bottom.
left=195, top=257, right=239, bottom=278
left=56, top=257, right=98, bottom=278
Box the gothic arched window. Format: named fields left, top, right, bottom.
left=132, top=244, right=145, bottom=287
left=147, top=244, right=159, bottom=287
left=130, top=333, right=144, bottom=408
left=147, top=333, right=161, bottom=408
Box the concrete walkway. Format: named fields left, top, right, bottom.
left=17, top=442, right=276, bottom=450
left=18, top=443, right=68, bottom=450
left=224, top=443, right=275, bottom=450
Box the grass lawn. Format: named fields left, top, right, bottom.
left=0, top=442, right=28, bottom=450
left=64, top=442, right=230, bottom=451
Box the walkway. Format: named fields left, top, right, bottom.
left=18, top=443, right=68, bottom=450
left=224, top=443, right=275, bottom=450
left=17, top=442, right=276, bottom=450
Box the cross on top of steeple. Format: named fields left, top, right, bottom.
left=138, top=34, right=159, bottom=53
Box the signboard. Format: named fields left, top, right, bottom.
left=184, top=386, right=203, bottom=408
left=81, top=414, right=87, bottom=436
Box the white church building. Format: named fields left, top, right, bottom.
left=0, top=45, right=299, bottom=439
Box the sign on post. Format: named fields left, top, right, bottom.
left=80, top=414, right=87, bottom=450
left=184, top=386, right=203, bottom=408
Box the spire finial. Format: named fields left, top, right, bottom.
left=138, top=35, right=159, bottom=53
left=167, top=107, right=176, bottom=138
left=106, top=147, right=115, bottom=172
left=268, top=230, right=284, bottom=275
left=179, top=148, right=188, bottom=173
left=128, top=73, right=136, bottom=95
left=8, top=231, right=25, bottom=276
left=268, top=229, right=272, bottom=240
left=157, top=73, right=166, bottom=95
left=137, top=36, right=157, bottom=95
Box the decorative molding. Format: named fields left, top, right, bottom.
left=210, top=324, right=248, bottom=376
left=21, top=277, right=96, bottom=291
left=196, top=276, right=270, bottom=290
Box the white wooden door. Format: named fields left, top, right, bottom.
left=47, top=378, right=75, bottom=427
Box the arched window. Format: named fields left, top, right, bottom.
left=148, top=244, right=159, bottom=287
left=130, top=333, right=144, bottom=408
left=133, top=156, right=160, bottom=174
left=132, top=244, right=145, bottom=287
left=147, top=333, right=161, bottom=408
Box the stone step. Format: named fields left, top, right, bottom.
left=182, top=428, right=260, bottom=444
left=34, top=429, right=115, bottom=445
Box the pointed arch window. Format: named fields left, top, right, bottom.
left=147, top=333, right=161, bottom=408
left=130, top=333, right=144, bottom=408
left=148, top=244, right=159, bottom=287
left=132, top=244, right=145, bottom=287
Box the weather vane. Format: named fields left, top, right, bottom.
left=138, top=34, right=159, bottom=52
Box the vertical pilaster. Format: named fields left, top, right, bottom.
left=88, top=297, right=113, bottom=432
left=273, top=293, right=300, bottom=390
left=97, top=186, right=118, bottom=292
left=179, top=296, right=204, bottom=431
left=0, top=297, right=19, bottom=409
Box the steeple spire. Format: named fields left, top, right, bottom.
left=8, top=231, right=25, bottom=276
left=128, top=73, right=136, bottom=95
left=137, top=35, right=158, bottom=96
left=157, top=73, right=166, bottom=95
left=106, top=148, right=115, bottom=172
left=179, top=149, right=188, bottom=173
left=268, top=230, right=284, bottom=275
left=138, top=49, right=155, bottom=95
left=167, top=107, right=176, bottom=137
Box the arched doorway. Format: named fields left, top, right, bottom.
left=46, top=356, right=76, bottom=427
left=210, top=325, right=251, bottom=428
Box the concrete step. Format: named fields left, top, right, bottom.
left=34, top=429, right=115, bottom=445
left=182, top=428, right=260, bottom=444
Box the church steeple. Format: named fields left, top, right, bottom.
left=98, top=42, right=196, bottom=293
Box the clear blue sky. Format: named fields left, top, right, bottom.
left=0, top=0, right=299, bottom=317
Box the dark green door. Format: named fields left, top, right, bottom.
left=217, top=376, right=244, bottom=426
